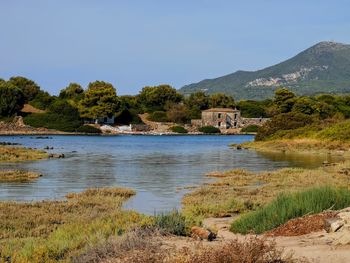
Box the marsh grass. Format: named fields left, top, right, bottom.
left=0, top=145, right=48, bottom=162
left=0, top=170, right=42, bottom=182
left=231, top=186, right=350, bottom=234
left=0, top=187, right=151, bottom=262
left=182, top=163, right=350, bottom=227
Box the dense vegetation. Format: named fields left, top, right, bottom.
left=231, top=186, right=350, bottom=234
left=1, top=73, right=350, bottom=137
left=180, top=41, right=350, bottom=100
left=198, top=126, right=221, bottom=134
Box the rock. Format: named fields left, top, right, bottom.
left=191, top=226, right=217, bottom=241
left=48, top=153, right=65, bottom=159
left=44, top=146, right=54, bottom=150
left=324, top=218, right=345, bottom=233
left=236, top=145, right=242, bottom=150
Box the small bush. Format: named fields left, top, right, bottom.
left=76, top=125, right=101, bottom=134
left=148, top=111, right=168, bottom=122
left=154, top=210, right=187, bottom=236
left=231, top=186, right=350, bottom=234
left=241, top=125, right=259, bottom=133
left=170, top=126, right=188, bottom=134
left=198, top=126, right=221, bottom=134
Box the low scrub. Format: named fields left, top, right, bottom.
left=241, top=125, right=259, bottom=133
left=148, top=111, right=168, bottom=122
left=76, top=125, right=101, bottom=134
left=24, top=113, right=82, bottom=132
left=154, top=210, right=187, bottom=236
left=170, top=125, right=188, bottom=134
left=198, top=126, right=221, bottom=134
left=231, top=186, right=350, bottom=234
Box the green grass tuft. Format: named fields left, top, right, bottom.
left=231, top=186, right=350, bottom=234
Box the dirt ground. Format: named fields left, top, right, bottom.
left=162, top=213, right=350, bottom=263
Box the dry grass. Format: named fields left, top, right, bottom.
left=242, top=138, right=350, bottom=156
left=0, top=145, right=48, bottom=162
left=101, top=236, right=305, bottom=263
left=0, top=170, right=42, bottom=182
left=0, top=187, right=152, bottom=262
left=182, top=163, right=350, bottom=225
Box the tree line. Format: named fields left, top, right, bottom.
left=1, top=76, right=350, bottom=133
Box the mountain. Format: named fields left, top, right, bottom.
left=180, top=41, right=350, bottom=100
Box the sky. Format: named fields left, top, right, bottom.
left=1, top=0, right=350, bottom=95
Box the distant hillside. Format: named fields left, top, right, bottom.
left=180, top=41, right=350, bottom=100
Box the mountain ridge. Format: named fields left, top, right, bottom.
left=180, top=41, right=350, bottom=100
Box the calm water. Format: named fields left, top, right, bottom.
left=0, top=135, right=343, bottom=214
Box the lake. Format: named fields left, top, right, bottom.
left=0, top=135, right=342, bottom=214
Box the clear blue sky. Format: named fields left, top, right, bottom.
left=1, top=0, right=349, bottom=95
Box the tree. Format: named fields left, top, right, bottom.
left=0, top=82, right=25, bottom=117
left=79, top=81, right=120, bottom=119
left=59, top=83, right=84, bottom=100
left=237, top=100, right=267, bottom=118
left=8, top=76, right=40, bottom=102
left=209, top=93, right=235, bottom=108
left=139, top=85, right=182, bottom=112
left=29, top=90, right=56, bottom=110
left=166, top=103, right=189, bottom=123
left=184, top=91, right=210, bottom=119
left=274, top=88, right=296, bottom=113
left=292, top=97, right=316, bottom=115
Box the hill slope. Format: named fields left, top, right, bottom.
left=180, top=42, right=350, bottom=100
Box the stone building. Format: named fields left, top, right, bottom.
left=191, top=108, right=269, bottom=129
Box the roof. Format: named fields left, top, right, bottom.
left=202, top=108, right=238, bottom=113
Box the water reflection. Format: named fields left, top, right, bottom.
left=0, top=135, right=341, bottom=214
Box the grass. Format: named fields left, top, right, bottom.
left=231, top=186, right=350, bottom=234
left=0, top=170, right=42, bottom=182
left=0, top=187, right=152, bottom=262
left=244, top=120, right=350, bottom=155
left=182, top=163, right=350, bottom=226
left=0, top=145, right=48, bottom=162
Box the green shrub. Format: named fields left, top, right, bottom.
left=154, top=210, right=187, bottom=236
left=198, top=126, right=221, bottom=134
left=255, top=112, right=315, bottom=141
left=316, top=120, right=350, bottom=141
left=241, top=125, right=259, bottom=133
left=76, top=125, right=101, bottom=134
left=24, top=113, right=82, bottom=132
left=115, top=108, right=143, bottom=125
left=231, top=186, right=350, bottom=234
left=148, top=111, right=168, bottom=122
left=170, top=126, right=188, bottom=134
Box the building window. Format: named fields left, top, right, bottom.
left=218, top=122, right=221, bottom=127
left=218, top=113, right=222, bottom=118
left=234, top=113, right=237, bottom=119
left=234, top=121, right=237, bottom=127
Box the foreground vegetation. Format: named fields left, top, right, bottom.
left=0, top=188, right=151, bottom=262
left=75, top=232, right=300, bottom=263
left=231, top=186, right=350, bottom=234
left=182, top=162, right=350, bottom=227
left=0, top=145, right=48, bottom=162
